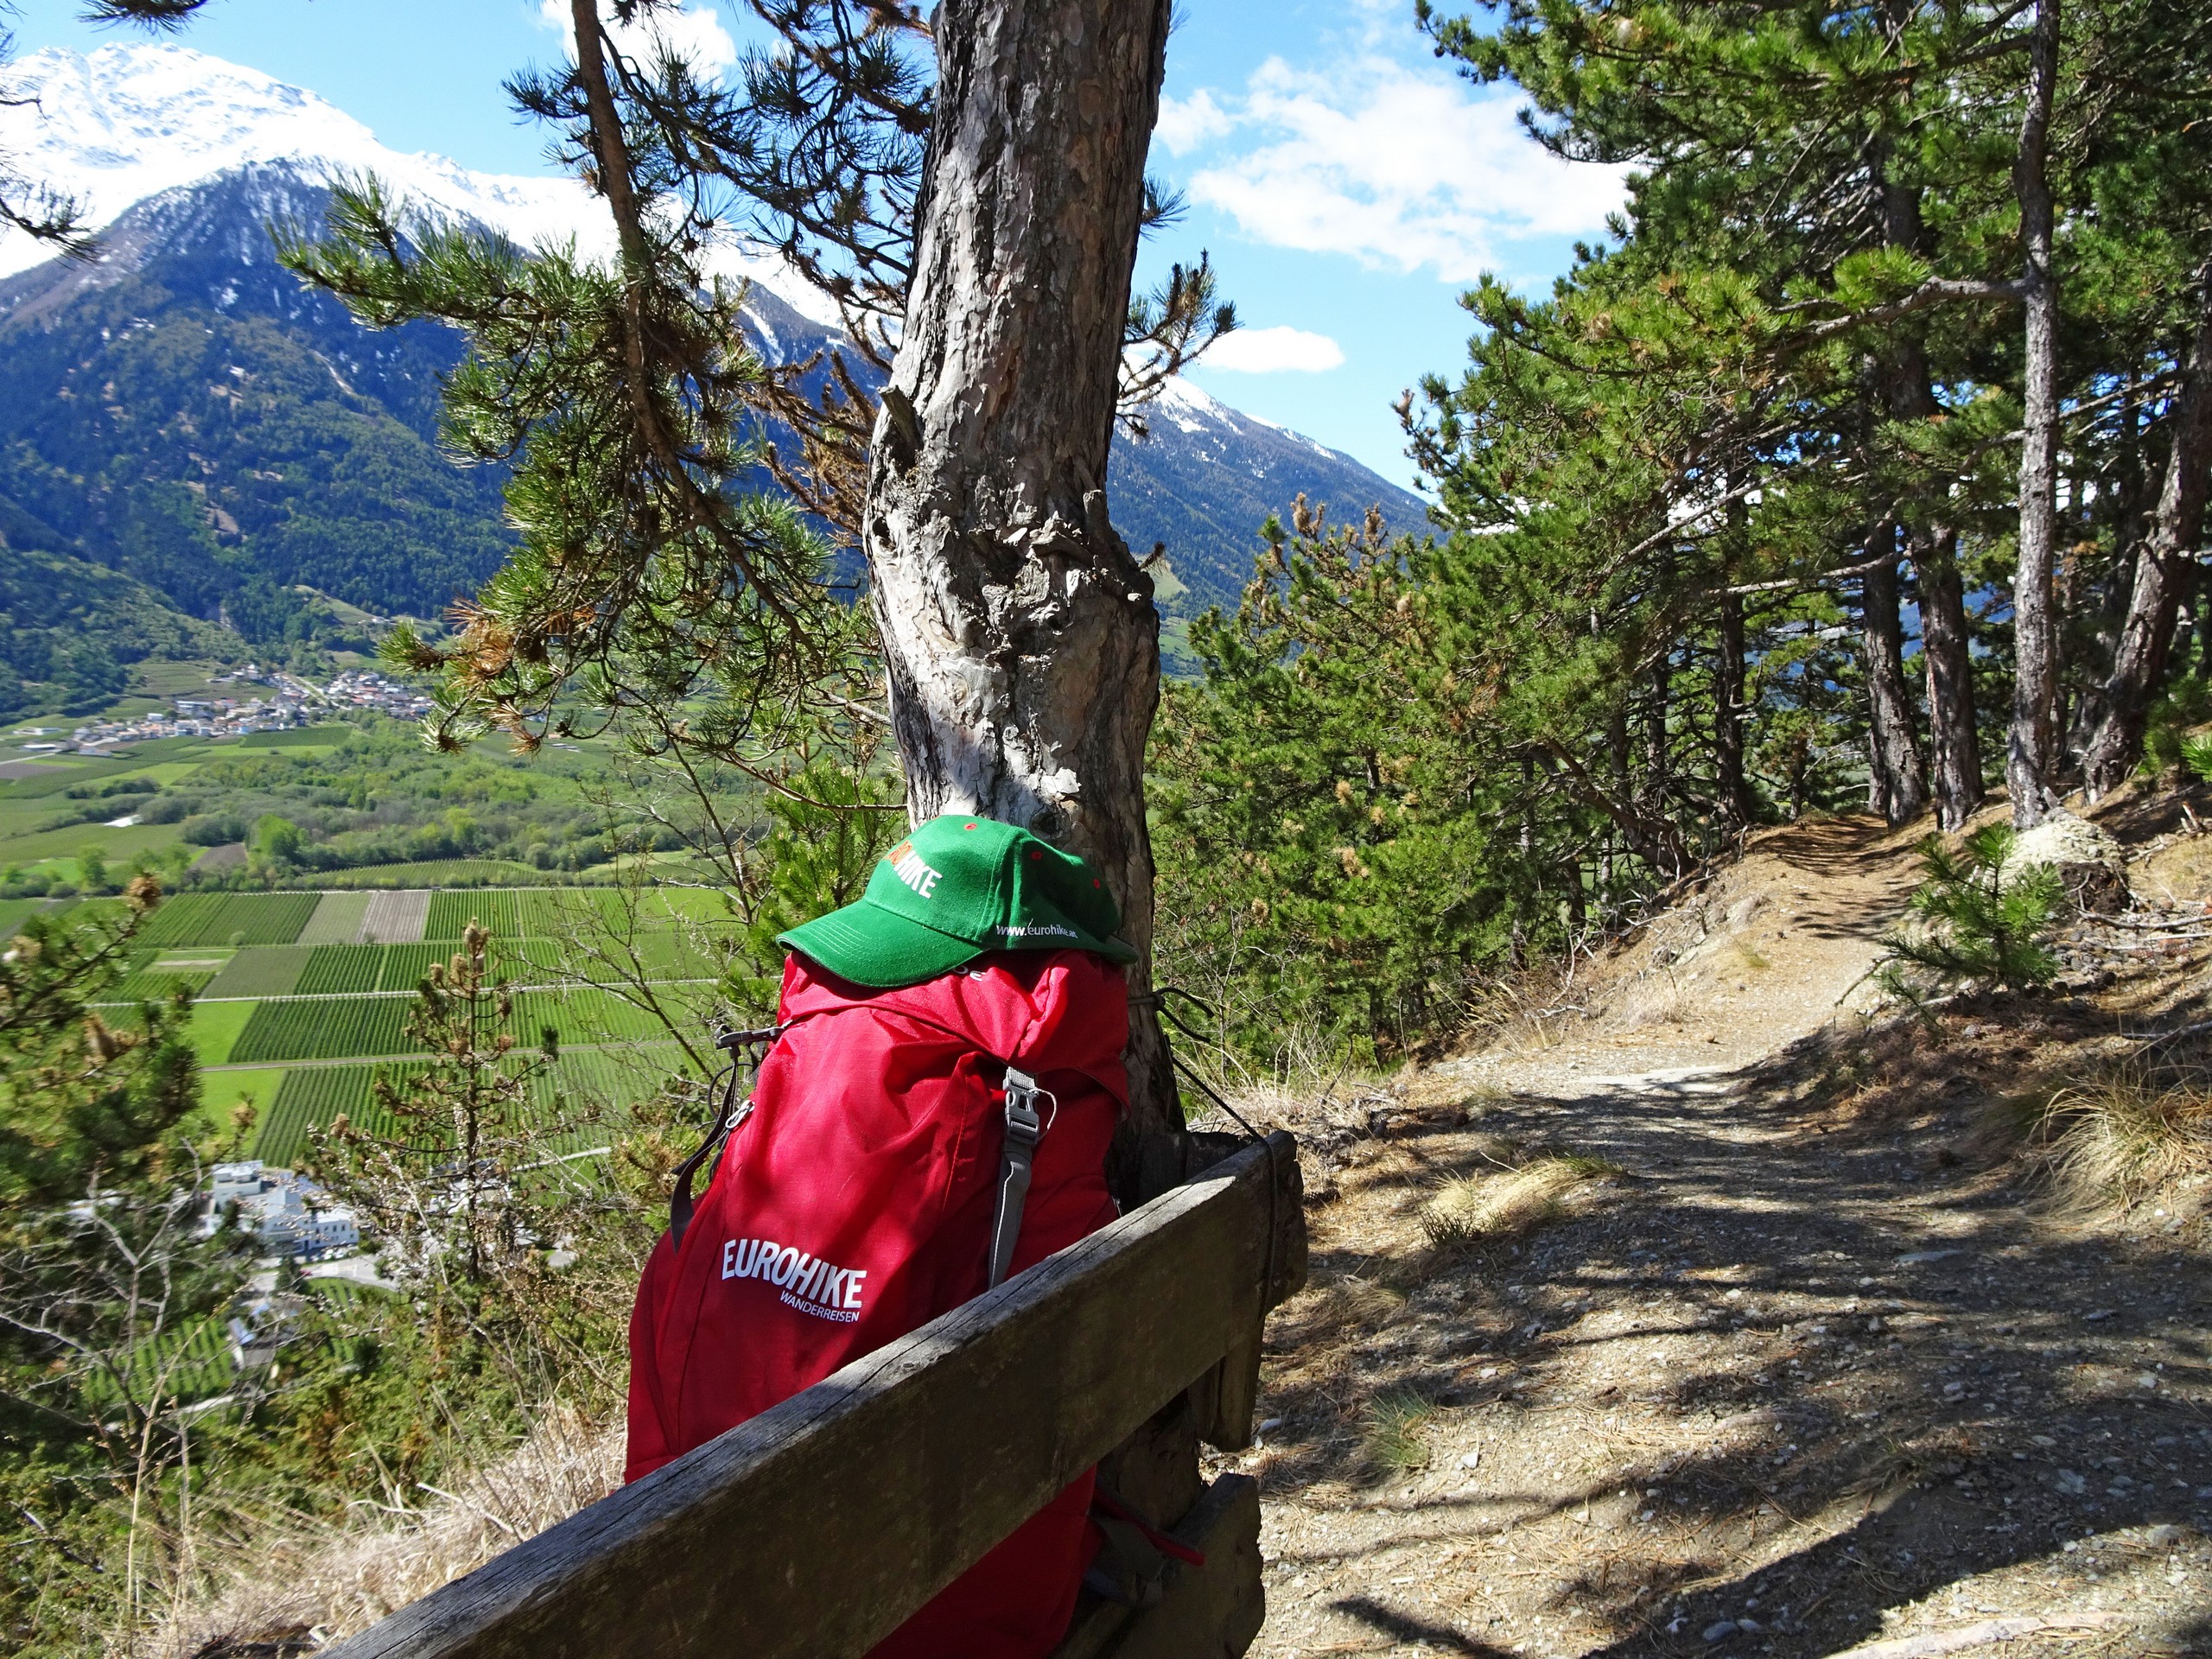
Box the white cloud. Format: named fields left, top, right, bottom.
left=1199, top=325, right=1345, bottom=373
left=536, top=0, right=738, bottom=79
left=1164, top=54, right=1626, bottom=283
left=1155, top=89, right=1230, bottom=156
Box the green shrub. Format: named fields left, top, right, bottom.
left=1876, top=826, right=2062, bottom=997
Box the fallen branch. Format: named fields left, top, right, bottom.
left=1822, top=1611, right=2125, bottom=1658
left=2131, top=1016, right=2212, bottom=1051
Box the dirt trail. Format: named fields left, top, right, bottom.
left=1214, top=814, right=2212, bottom=1658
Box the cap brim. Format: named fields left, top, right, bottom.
left=781, top=901, right=1143, bottom=986
left=778, top=902, right=983, bottom=989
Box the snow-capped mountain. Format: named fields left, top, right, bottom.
left=0, top=44, right=602, bottom=277
left=0, top=42, right=1427, bottom=630
left=0, top=42, right=836, bottom=318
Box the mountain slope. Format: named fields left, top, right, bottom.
left=0, top=165, right=514, bottom=621
left=0, top=43, right=1432, bottom=629
left=0, top=537, right=236, bottom=713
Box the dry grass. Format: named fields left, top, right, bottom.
left=2030, top=1060, right=2212, bottom=1215
left=159, top=1408, right=623, bottom=1657
left=1419, top=1153, right=1619, bottom=1246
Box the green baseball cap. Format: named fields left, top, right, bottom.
left=778, top=814, right=1140, bottom=988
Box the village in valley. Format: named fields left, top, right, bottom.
left=35, top=666, right=434, bottom=756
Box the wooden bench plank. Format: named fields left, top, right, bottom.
left=327, top=1132, right=1303, bottom=1659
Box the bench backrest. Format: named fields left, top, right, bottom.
left=325, top=1132, right=1306, bottom=1659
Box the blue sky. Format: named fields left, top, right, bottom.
left=7, top=0, right=1626, bottom=490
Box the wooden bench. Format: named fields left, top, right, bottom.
left=327, top=1132, right=1306, bottom=1659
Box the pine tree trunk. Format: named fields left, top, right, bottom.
left=1861, top=531, right=1930, bottom=825
left=1912, top=528, right=1985, bottom=830
left=1715, top=594, right=1754, bottom=830
left=862, top=0, right=1179, bottom=1173
left=1870, top=170, right=1966, bottom=830
left=2081, top=273, right=2212, bottom=795
left=1643, top=660, right=1670, bottom=817
left=2006, top=0, right=2064, bottom=828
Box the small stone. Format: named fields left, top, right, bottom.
left=1703, top=1619, right=1741, bottom=1642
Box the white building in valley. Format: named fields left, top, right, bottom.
left=204, top=1160, right=360, bottom=1258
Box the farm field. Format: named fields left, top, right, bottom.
left=293, top=941, right=443, bottom=993
left=114, top=961, right=223, bottom=1001
left=250, top=1046, right=686, bottom=1163
left=0, top=818, right=184, bottom=867
left=203, top=945, right=309, bottom=999
left=238, top=727, right=351, bottom=750
left=297, top=891, right=371, bottom=944
left=188, top=999, right=260, bottom=1066
left=0, top=896, right=56, bottom=936
left=137, top=893, right=321, bottom=948
left=220, top=982, right=683, bottom=1065
left=422, top=885, right=729, bottom=939
left=0, top=756, right=147, bottom=800
left=87, top=883, right=737, bottom=1166
left=227, top=996, right=414, bottom=1064
left=199, top=1066, right=288, bottom=1131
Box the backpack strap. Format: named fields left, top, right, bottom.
left=986, top=1067, right=1053, bottom=1289
left=669, top=1025, right=782, bottom=1247
left=1082, top=1480, right=1206, bottom=1607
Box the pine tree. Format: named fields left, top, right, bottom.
left=0, top=879, right=232, bottom=1655
left=320, top=921, right=553, bottom=1286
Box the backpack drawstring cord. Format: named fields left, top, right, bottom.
left=668, top=1023, right=784, bottom=1246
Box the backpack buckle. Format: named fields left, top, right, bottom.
left=1001, top=1067, right=1051, bottom=1145
left=987, top=1068, right=1053, bottom=1289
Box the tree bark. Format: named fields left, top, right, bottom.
left=1912, top=528, right=1985, bottom=830
left=2006, top=0, right=2064, bottom=828
left=1715, top=593, right=1755, bottom=830
left=1642, top=658, right=1670, bottom=817
left=862, top=0, right=1179, bottom=1177
left=1860, top=526, right=1930, bottom=825
left=1871, top=164, right=1974, bottom=830
left=2081, top=272, right=2212, bottom=795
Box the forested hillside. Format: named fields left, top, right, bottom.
left=0, top=540, right=233, bottom=714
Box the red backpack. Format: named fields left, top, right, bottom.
left=624, top=947, right=1129, bottom=1657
